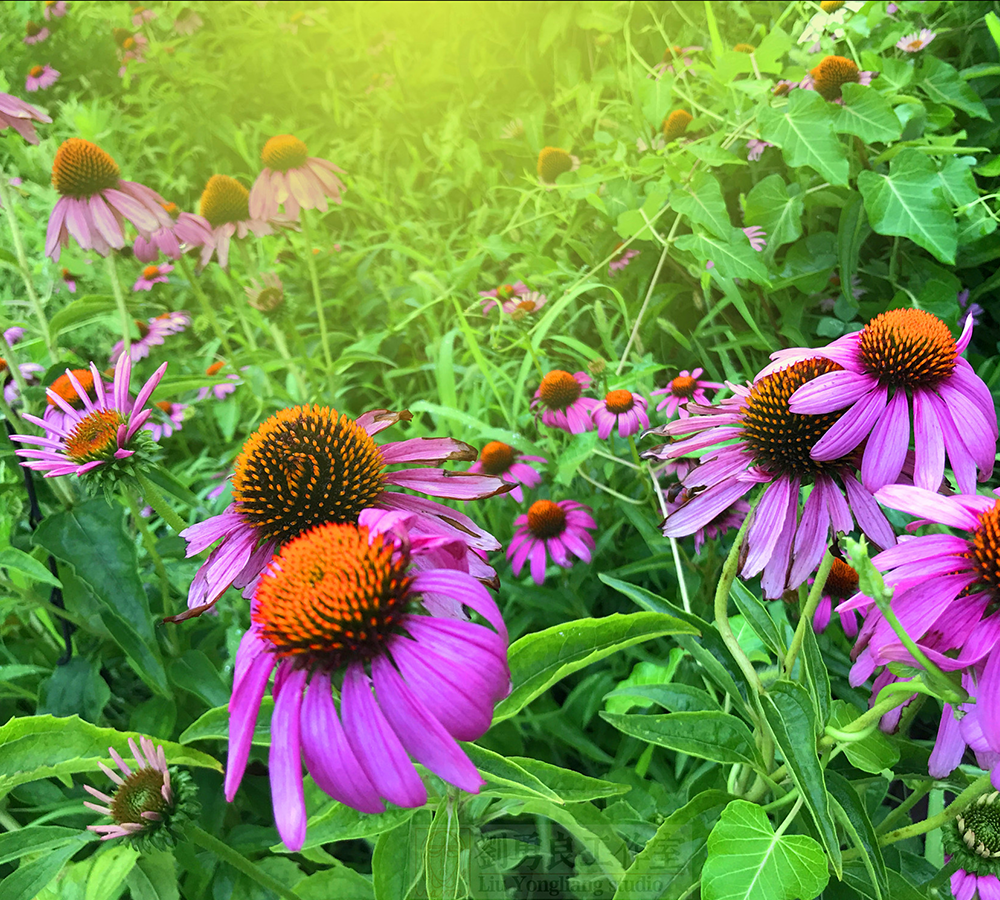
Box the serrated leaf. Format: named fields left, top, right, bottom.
left=758, top=90, right=849, bottom=185
left=918, top=56, right=990, bottom=120
left=674, top=231, right=769, bottom=285
left=602, top=711, right=763, bottom=767
left=743, top=174, right=804, bottom=252
left=493, top=612, right=698, bottom=722
left=834, top=84, right=903, bottom=143
left=858, top=149, right=957, bottom=264
left=0, top=715, right=220, bottom=797
left=702, top=800, right=830, bottom=900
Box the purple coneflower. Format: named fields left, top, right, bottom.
left=198, top=174, right=272, bottom=269
left=83, top=737, right=175, bottom=841
left=532, top=370, right=601, bottom=434
left=134, top=201, right=214, bottom=262
left=44, top=1, right=68, bottom=19
left=11, top=354, right=165, bottom=478
left=810, top=557, right=860, bottom=636
left=179, top=405, right=508, bottom=617
left=0, top=91, right=51, bottom=144
left=771, top=309, right=997, bottom=493
left=666, top=490, right=749, bottom=554
left=652, top=368, right=724, bottom=419
left=609, top=242, right=640, bottom=275
left=468, top=441, right=546, bottom=503
left=508, top=499, right=596, bottom=584
left=225, top=510, right=509, bottom=849
left=197, top=360, right=238, bottom=401
left=645, top=358, right=895, bottom=598
left=132, top=5, right=157, bottom=25
left=537, top=147, right=580, bottom=184
left=479, top=281, right=530, bottom=314
left=146, top=401, right=187, bottom=441
left=249, top=135, right=346, bottom=220
left=24, top=22, right=50, bottom=44
left=0, top=327, right=44, bottom=404
left=897, top=29, right=935, bottom=52
left=173, top=9, right=202, bottom=34
left=45, top=138, right=173, bottom=262
left=132, top=262, right=173, bottom=291
left=111, top=311, right=190, bottom=364
left=245, top=272, right=285, bottom=313
left=58, top=268, right=78, bottom=293
left=746, top=139, right=773, bottom=161
left=807, top=56, right=875, bottom=102
left=25, top=65, right=59, bottom=92
left=743, top=226, right=767, bottom=251
left=593, top=389, right=649, bottom=439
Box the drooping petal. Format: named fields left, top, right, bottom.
left=268, top=666, right=307, bottom=851
left=860, top=389, right=909, bottom=492
left=225, top=641, right=276, bottom=801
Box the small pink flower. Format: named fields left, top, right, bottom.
left=110, top=310, right=190, bottom=363
left=25, top=64, right=60, bottom=92
left=592, top=389, right=649, bottom=440
left=249, top=135, right=346, bottom=220
left=198, top=360, right=239, bottom=401
left=44, top=1, right=68, bottom=20
left=479, top=281, right=530, bottom=314
left=132, top=5, right=157, bottom=26
left=743, top=226, right=767, bottom=252
left=746, top=139, right=773, bottom=161
left=609, top=242, right=640, bottom=275
left=0, top=93, right=51, bottom=145
left=132, top=262, right=173, bottom=292
left=651, top=368, right=725, bottom=419
left=508, top=499, right=596, bottom=584
left=468, top=441, right=546, bottom=503
left=897, top=29, right=935, bottom=52
left=531, top=370, right=601, bottom=435
left=173, top=9, right=203, bottom=35
left=24, top=22, right=50, bottom=44
left=809, top=558, right=860, bottom=636
left=59, top=268, right=77, bottom=293
left=146, top=401, right=187, bottom=442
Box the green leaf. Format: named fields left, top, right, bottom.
left=613, top=791, right=732, bottom=900
left=33, top=499, right=167, bottom=696
left=987, top=11, right=1000, bottom=54
left=761, top=681, right=841, bottom=875
left=493, top=612, right=698, bottom=722
left=0, top=826, right=82, bottom=865
left=504, top=756, right=628, bottom=802
left=670, top=173, right=731, bottom=239
left=754, top=27, right=792, bottom=75
left=84, top=844, right=139, bottom=900
left=674, top=231, right=770, bottom=285
left=837, top=196, right=870, bottom=308
left=702, top=800, right=830, bottom=900
left=0, top=547, right=61, bottom=588
left=371, top=811, right=430, bottom=900
left=743, top=175, right=803, bottom=252
left=169, top=650, right=230, bottom=709
left=520, top=800, right=628, bottom=885
left=0, top=836, right=91, bottom=900
left=126, top=851, right=179, bottom=900
left=729, top=581, right=784, bottom=657
left=827, top=771, right=888, bottom=900
left=918, top=56, right=990, bottom=120
left=48, top=295, right=116, bottom=336
left=0, top=715, right=220, bottom=797
left=801, top=624, right=831, bottom=727
left=461, top=745, right=562, bottom=803
left=605, top=682, right=721, bottom=715
left=857, top=149, right=957, bottom=264
left=291, top=863, right=373, bottom=900
left=601, top=711, right=762, bottom=767
left=37, top=657, right=110, bottom=722
left=829, top=701, right=900, bottom=773
left=179, top=698, right=274, bottom=746
left=424, top=800, right=460, bottom=900
left=283, top=803, right=420, bottom=853
left=758, top=90, right=849, bottom=185
left=834, top=84, right=903, bottom=143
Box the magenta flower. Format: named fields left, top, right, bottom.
left=25, top=65, right=59, bottom=92
left=652, top=368, right=724, bottom=419
left=45, top=138, right=173, bottom=262
left=249, top=134, right=346, bottom=220
left=132, top=262, right=173, bottom=292
left=0, top=92, right=51, bottom=144
left=58, top=268, right=77, bottom=293
left=646, top=358, right=895, bottom=599
left=897, top=29, right=935, bottom=52
left=743, top=226, right=767, bottom=251
left=134, top=202, right=214, bottom=262
left=468, top=441, right=546, bottom=503
left=508, top=499, right=596, bottom=584
left=83, top=737, right=174, bottom=841
left=132, top=5, right=157, bottom=26
left=198, top=175, right=272, bottom=269
left=197, top=360, right=239, bottom=402
left=24, top=22, right=50, bottom=44
left=179, top=406, right=507, bottom=617
left=146, top=401, right=187, bottom=441
left=1, top=327, right=44, bottom=404
left=810, top=557, right=860, bottom=636
left=609, top=243, right=640, bottom=275
left=531, top=370, right=601, bottom=434
left=11, top=354, right=166, bottom=478
left=838, top=485, right=1000, bottom=687
left=173, top=9, right=203, bottom=35
left=225, top=510, right=509, bottom=849
left=771, top=310, right=997, bottom=494
left=746, top=139, right=773, bottom=161
left=479, top=281, right=530, bottom=314
left=44, top=1, right=68, bottom=19
left=592, top=389, right=649, bottom=439
left=111, top=311, right=190, bottom=364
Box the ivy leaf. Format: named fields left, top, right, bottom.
left=701, top=800, right=830, bottom=900
left=857, top=149, right=957, bottom=264
left=743, top=174, right=804, bottom=253
left=674, top=231, right=769, bottom=285
left=758, top=90, right=849, bottom=185
left=671, top=172, right=731, bottom=239
left=834, top=84, right=903, bottom=143
left=918, top=56, right=990, bottom=120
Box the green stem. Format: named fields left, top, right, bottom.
left=123, top=488, right=175, bottom=625
left=183, top=825, right=305, bottom=900
left=300, top=210, right=335, bottom=378
left=617, top=245, right=669, bottom=375
left=271, top=322, right=309, bottom=402
left=105, top=254, right=132, bottom=357
left=713, top=492, right=764, bottom=695
left=135, top=470, right=188, bottom=534
left=819, top=691, right=913, bottom=752
left=784, top=550, right=834, bottom=676
left=877, top=780, right=935, bottom=835
left=178, top=255, right=237, bottom=361
left=878, top=774, right=992, bottom=848
left=0, top=176, right=57, bottom=362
